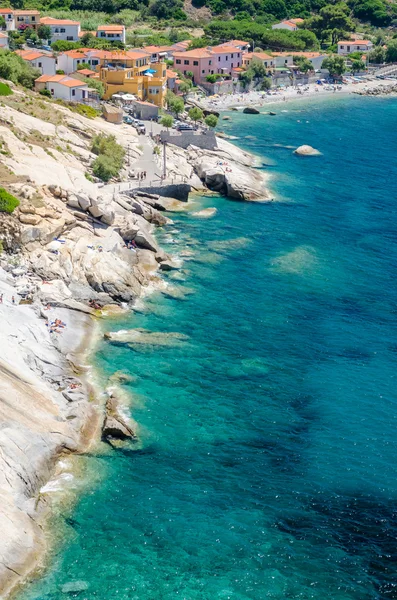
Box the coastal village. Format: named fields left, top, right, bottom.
left=0, top=6, right=392, bottom=110
left=0, top=0, right=397, bottom=596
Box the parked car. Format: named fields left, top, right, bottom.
left=41, top=45, right=52, bottom=52
left=123, top=116, right=133, bottom=124
left=176, top=123, right=196, bottom=132
left=137, top=125, right=146, bottom=135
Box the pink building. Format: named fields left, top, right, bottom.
left=173, top=46, right=242, bottom=84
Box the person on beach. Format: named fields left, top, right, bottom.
left=0, top=293, right=2, bottom=304
left=12, top=296, right=15, bottom=305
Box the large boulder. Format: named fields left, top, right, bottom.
left=67, top=194, right=81, bottom=210
left=134, top=229, right=159, bottom=253
left=294, top=145, right=321, bottom=156
left=76, top=192, right=92, bottom=212
left=19, top=214, right=41, bottom=226
left=243, top=107, right=260, bottom=114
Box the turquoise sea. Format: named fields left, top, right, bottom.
left=20, top=95, right=397, bottom=600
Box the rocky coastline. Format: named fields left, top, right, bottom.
left=0, top=86, right=272, bottom=598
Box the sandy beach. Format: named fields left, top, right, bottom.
left=198, top=79, right=396, bottom=111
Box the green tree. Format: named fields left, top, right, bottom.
left=51, top=40, right=81, bottom=52
left=293, top=55, right=314, bottom=72
left=84, top=77, right=104, bottom=98
left=351, top=59, right=366, bottom=73
left=322, top=54, right=346, bottom=76
left=178, top=80, right=191, bottom=98
left=37, top=24, right=52, bottom=41
left=304, top=3, right=354, bottom=45
left=0, top=16, right=6, bottom=30
left=205, top=114, right=218, bottom=128
left=91, top=133, right=125, bottom=182
left=161, top=115, right=174, bottom=129
left=260, top=77, right=272, bottom=90
left=188, top=106, right=203, bottom=123
left=77, top=62, right=92, bottom=70
left=0, top=50, right=39, bottom=88
left=240, top=68, right=254, bottom=87
left=386, top=40, right=397, bottom=63
left=166, top=90, right=185, bottom=116
left=368, top=46, right=386, bottom=63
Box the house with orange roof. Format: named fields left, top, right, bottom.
left=0, top=8, right=15, bottom=31
left=272, top=18, right=304, bottom=31
left=166, top=68, right=179, bottom=92
left=15, top=49, right=56, bottom=75
left=173, top=45, right=243, bottom=83
left=170, top=40, right=190, bottom=52
left=57, top=48, right=98, bottom=73
left=34, top=74, right=92, bottom=102
left=98, top=53, right=167, bottom=106
left=40, top=16, right=80, bottom=42
left=337, top=40, right=373, bottom=55
left=144, top=45, right=173, bottom=62
left=96, top=24, right=125, bottom=44
left=242, top=51, right=275, bottom=71
left=218, top=39, right=250, bottom=52
left=14, top=10, right=40, bottom=30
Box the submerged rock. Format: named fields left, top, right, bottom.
left=294, top=145, right=321, bottom=156
left=104, top=328, right=189, bottom=347
left=192, top=208, right=217, bottom=218
left=61, top=581, right=89, bottom=594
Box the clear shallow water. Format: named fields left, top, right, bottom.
left=20, top=96, right=397, bottom=600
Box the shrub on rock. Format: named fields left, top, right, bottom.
left=0, top=188, right=20, bottom=213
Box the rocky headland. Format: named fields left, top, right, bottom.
left=0, top=82, right=271, bottom=597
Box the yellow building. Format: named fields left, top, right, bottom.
left=97, top=50, right=167, bottom=107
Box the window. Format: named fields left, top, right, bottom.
left=202, top=69, right=205, bottom=73
left=55, top=28, right=59, bottom=32
left=231, top=63, right=233, bottom=68
left=225, top=55, right=228, bottom=61
left=91, top=59, right=98, bottom=65
left=176, top=59, right=181, bottom=64
left=67, top=36, right=73, bottom=40
left=184, top=59, right=189, bottom=65
left=193, top=61, right=198, bottom=66
left=237, top=61, right=240, bottom=67
left=72, top=89, right=76, bottom=96
left=60, top=27, right=65, bottom=32
left=38, top=62, right=42, bottom=67
left=50, top=88, right=54, bottom=95
left=31, top=16, right=35, bottom=21
left=218, top=56, right=220, bottom=62
left=231, top=53, right=234, bottom=58
left=209, top=60, right=212, bottom=65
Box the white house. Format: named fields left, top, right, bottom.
left=57, top=48, right=101, bottom=74
left=272, top=18, right=304, bottom=31
left=35, top=74, right=89, bottom=101
left=337, top=40, right=373, bottom=55
left=39, top=16, right=80, bottom=42
left=273, top=51, right=327, bottom=70
left=0, top=8, right=15, bottom=31
left=0, top=31, right=8, bottom=48
left=96, top=24, right=125, bottom=44
left=16, top=49, right=56, bottom=75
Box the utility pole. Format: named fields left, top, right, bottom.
left=163, top=140, right=166, bottom=180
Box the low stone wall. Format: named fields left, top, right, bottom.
left=159, top=130, right=217, bottom=151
